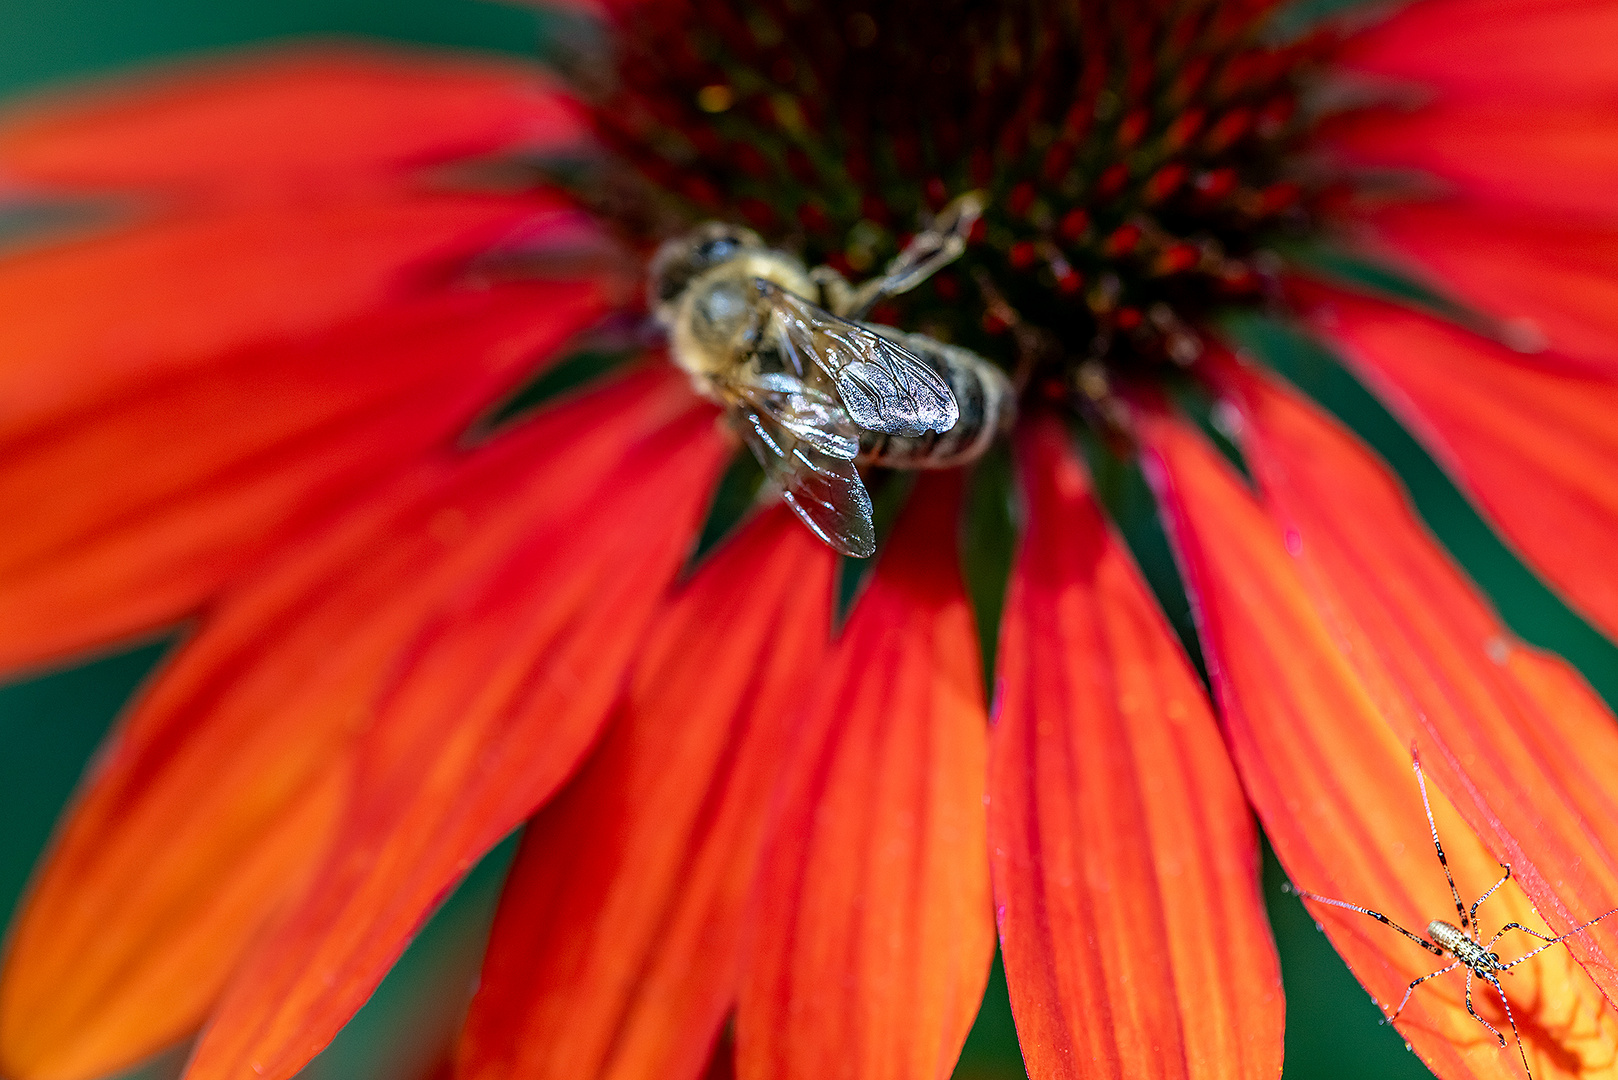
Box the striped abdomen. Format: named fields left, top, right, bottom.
left=1427, top=920, right=1470, bottom=954
left=856, top=330, right=1014, bottom=469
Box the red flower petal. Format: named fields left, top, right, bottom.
left=1339, top=0, right=1618, bottom=106
left=179, top=373, right=728, bottom=1080
left=738, top=476, right=994, bottom=1080
left=1364, top=202, right=1618, bottom=377
left=989, top=417, right=1283, bottom=1080
left=1304, top=286, right=1618, bottom=645
left=0, top=368, right=708, bottom=1080
left=0, top=192, right=544, bottom=430
left=1215, top=358, right=1618, bottom=990
left=0, top=47, right=580, bottom=194
left=1325, top=100, right=1618, bottom=220
left=0, top=276, right=607, bottom=672
left=1141, top=409, right=1618, bottom=1080
left=457, top=509, right=835, bottom=1080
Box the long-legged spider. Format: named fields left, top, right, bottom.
left=1283, top=754, right=1618, bottom=1079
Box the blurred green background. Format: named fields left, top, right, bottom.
left=4, top=1, right=1618, bottom=1079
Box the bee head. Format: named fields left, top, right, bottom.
left=647, top=222, right=764, bottom=317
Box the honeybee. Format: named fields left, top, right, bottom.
left=648, top=196, right=1014, bottom=557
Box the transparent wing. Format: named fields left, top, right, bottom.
left=722, top=374, right=876, bottom=558
left=757, top=280, right=959, bottom=438
left=737, top=372, right=862, bottom=459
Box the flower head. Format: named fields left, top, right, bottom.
left=3, top=3, right=1618, bottom=1080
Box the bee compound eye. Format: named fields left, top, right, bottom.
left=648, top=222, right=763, bottom=306
left=697, top=237, right=741, bottom=262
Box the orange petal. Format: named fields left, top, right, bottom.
left=0, top=191, right=541, bottom=430
left=1303, top=286, right=1618, bottom=645
left=988, top=416, right=1283, bottom=1080
left=1210, top=357, right=1618, bottom=997
left=0, top=367, right=704, bottom=1080
left=1363, top=202, right=1618, bottom=377
left=1140, top=409, right=1618, bottom=1080
left=1325, top=100, right=1618, bottom=220
left=457, top=508, right=835, bottom=1080
left=738, top=475, right=995, bottom=1080
left=0, top=47, right=580, bottom=194
left=1339, top=0, right=1618, bottom=106
left=179, top=375, right=728, bottom=1080
left=0, top=276, right=607, bottom=672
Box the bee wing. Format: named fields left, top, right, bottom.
left=725, top=375, right=876, bottom=558
left=758, top=280, right=959, bottom=438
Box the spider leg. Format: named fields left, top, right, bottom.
left=1463, top=969, right=1507, bottom=1049
left=1486, top=973, right=1534, bottom=1080
left=1412, top=752, right=1471, bottom=933
left=1387, top=961, right=1460, bottom=1023
left=1469, top=864, right=1512, bottom=940
left=1489, top=922, right=1559, bottom=951
left=1496, top=908, right=1618, bottom=969
left=1286, top=885, right=1446, bottom=957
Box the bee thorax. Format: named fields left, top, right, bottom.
left=669, top=253, right=817, bottom=380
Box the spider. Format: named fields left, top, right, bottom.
left=1283, top=753, right=1618, bottom=1079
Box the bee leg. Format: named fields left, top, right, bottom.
left=809, top=265, right=855, bottom=316
left=843, top=192, right=985, bottom=317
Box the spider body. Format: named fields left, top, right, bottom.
left=1426, top=919, right=1502, bottom=975
left=1285, top=752, right=1618, bottom=1079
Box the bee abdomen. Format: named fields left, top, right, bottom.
left=857, top=333, right=1014, bottom=469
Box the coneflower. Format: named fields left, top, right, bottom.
left=2, top=2, right=1617, bottom=1079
